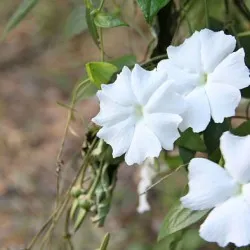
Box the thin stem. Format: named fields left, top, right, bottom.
left=140, top=163, right=188, bottom=195
left=55, top=78, right=89, bottom=207
left=64, top=209, right=74, bottom=250
left=171, top=0, right=196, bottom=45
left=98, top=0, right=105, bottom=11
left=204, top=0, right=210, bottom=28
left=185, top=13, right=193, bottom=35
left=140, top=54, right=168, bottom=67
left=233, top=115, right=249, bottom=120
left=88, top=163, right=103, bottom=197
left=246, top=102, right=250, bottom=120
left=26, top=136, right=97, bottom=249
left=25, top=214, right=55, bottom=250
left=99, top=28, right=104, bottom=61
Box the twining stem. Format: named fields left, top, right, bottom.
left=140, top=54, right=168, bottom=67
left=99, top=28, right=104, bottom=61
left=64, top=209, right=74, bottom=250
left=246, top=101, right=250, bottom=120
left=140, top=163, right=188, bottom=195
left=233, top=115, right=249, bottom=120
left=55, top=78, right=90, bottom=207
left=98, top=0, right=105, bottom=12
left=26, top=136, right=97, bottom=250
left=88, top=163, right=104, bottom=196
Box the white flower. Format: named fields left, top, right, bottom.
left=158, top=29, right=250, bottom=132
left=137, top=158, right=156, bottom=213
left=92, top=64, right=186, bottom=165
left=181, top=131, right=250, bottom=247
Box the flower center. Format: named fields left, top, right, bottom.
left=134, top=104, right=144, bottom=120
left=199, top=73, right=208, bottom=85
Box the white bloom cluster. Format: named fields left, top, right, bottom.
left=93, top=29, right=250, bottom=166
left=158, top=29, right=250, bottom=132
left=182, top=132, right=250, bottom=247
left=92, top=28, right=250, bottom=247
left=92, top=65, right=186, bottom=165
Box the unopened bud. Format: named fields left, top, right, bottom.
left=78, top=195, right=93, bottom=210
left=70, top=186, right=83, bottom=198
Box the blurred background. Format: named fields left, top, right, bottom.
left=1, top=0, right=250, bottom=249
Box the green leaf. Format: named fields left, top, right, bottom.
left=158, top=203, right=209, bottom=241
left=137, top=0, right=171, bottom=23
left=94, top=12, right=128, bottom=28
left=2, top=0, right=39, bottom=39
left=241, top=86, right=250, bottom=99
left=154, top=232, right=183, bottom=250
left=239, top=35, right=250, bottom=67
left=86, top=6, right=100, bottom=48
left=111, top=55, right=137, bottom=70
left=178, top=147, right=195, bottom=165
left=236, top=247, right=250, bottom=250
left=64, top=5, right=87, bottom=39
left=203, top=119, right=230, bottom=162
left=86, top=62, right=118, bottom=88
left=176, top=128, right=206, bottom=152
left=232, top=120, right=250, bottom=136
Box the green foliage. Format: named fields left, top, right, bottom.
left=155, top=229, right=203, bottom=250
left=111, top=55, right=137, bottom=70
left=86, top=62, right=118, bottom=88
left=94, top=12, right=128, bottom=28
left=2, top=0, right=39, bottom=39
left=155, top=232, right=183, bottom=250
left=137, top=0, right=171, bottom=24
left=176, top=128, right=206, bottom=152
left=203, top=119, right=230, bottom=162
left=233, top=120, right=250, bottom=136
left=64, top=5, right=87, bottom=39
left=86, top=5, right=100, bottom=48
left=178, top=147, right=195, bottom=164
left=241, top=86, right=250, bottom=99
left=158, top=202, right=209, bottom=241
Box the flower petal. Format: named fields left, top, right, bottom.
left=179, top=86, right=211, bottom=133
left=101, top=66, right=136, bottom=106
left=181, top=158, right=237, bottom=210
left=209, top=49, right=250, bottom=89
left=97, top=116, right=135, bottom=158
left=125, top=122, right=161, bottom=165
left=92, top=92, right=133, bottom=126
left=131, top=64, right=168, bottom=105
left=199, top=29, right=236, bottom=73
left=205, top=83, right=241, bottom=123
left=220, top=132, right=250, bottom=184
left=137, top=158, right=156, bottom=213
left=167, top=31, right=201, bottom=73
left=200, top=196, right=250, bottom=247
left=145, top=113, right=182, bottom=150
left=242, top=183, right=250, bottom=206
left=157, top=59, right=199, bottom=96
left=145, top=81, right=187, bottom=115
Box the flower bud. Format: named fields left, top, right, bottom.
left=70, top=186, right=83, bottom=198
left=78, top=195, right=93, bottom=210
